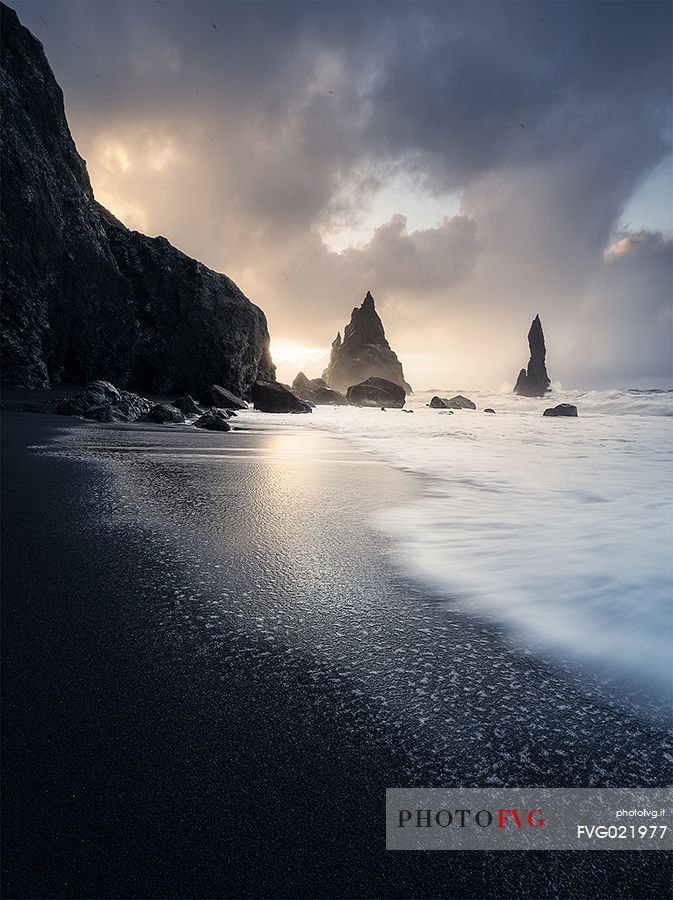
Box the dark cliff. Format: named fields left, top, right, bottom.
left=0, top=4, right=274, bottom=395
left=513, top=314, right=551, bottom=397
left=322, top=292, right=411, bottom=394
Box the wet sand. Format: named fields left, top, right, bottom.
left=2, top=410, right=670, bottom=898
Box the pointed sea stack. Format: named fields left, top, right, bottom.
left=322, top=292, right=411, bottom=395
left=513, top=315, right=551, bottom=397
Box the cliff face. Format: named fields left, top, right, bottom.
left=322, top=292, right=411, bottom=394
left=97, top=208, right=274, bottom=395
left=513, top=314, right=551, bottom=397
left=0, top=4, right=274, bottom=396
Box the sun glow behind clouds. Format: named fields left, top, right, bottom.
left=85, top=129, right=184, bottom=233
left=271, top=339, right=327, bottom=368
left=270, top=339, right=329, bottom=385
left=321, top=173, right=461, bottom=253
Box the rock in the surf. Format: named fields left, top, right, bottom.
left=429, top=394, right=476, bottom=410
left=346, top=377, right=406, bottom=408
left=447, top=395, right=476, bottom=410
left=543, top=403, right=578, bottom=417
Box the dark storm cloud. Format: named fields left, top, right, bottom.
left=12, top=0, right=672, bottom=387
left=362, top=2, right=671, bottom=188
left=22, top=2, right=671, bottom=176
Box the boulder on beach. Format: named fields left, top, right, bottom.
left=346, top=377, right=406, bottom=409
left=513, top=315, right=551, bottom=397
left=56, top=380, right=150, bottom=422
left=199, top=384, right=248, bottom=410
left=252, top=381, right=313, bottom=413
left=543, top=403, right=578, bottom=417
left=322, top=292, right=411, bottom=395
left=147, top=403, right=186, bottom=424
left=194, top=408, right=232, bottom=431
left=172, top=395, right=201, bottom=415
left=292, top=372, right=347, bottom=406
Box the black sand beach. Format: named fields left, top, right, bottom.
left=2, top=409, right=671, bottom=899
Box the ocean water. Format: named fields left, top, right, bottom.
left=242, top=388, right=673, bottom=699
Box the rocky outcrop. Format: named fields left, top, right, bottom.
left=0, top=4, right=274, bottom=396
left=252, top=381, right=312, bottom=413
left=147, top=403, right=186, bottom=424
left=292, top=372, right=347, bottom=406
left=56, top=380, right=150, bottom=422
left=543, top=403, right=578, bottom=417
left=429, top=395, right=476, bottom=410
left=322, top=292, right=411, bottom=395
left=198, top=384, right=248, bottom=410
left=194, top=408, right=232, bottom=431
left=346, top=377, right=406, bottom=409
left=513, top=315, right=551, bottom=397
left=53, top=379, right=246, bottom=427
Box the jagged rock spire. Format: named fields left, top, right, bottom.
left=322, top=292, right=411, bottom=394
left=513, top=314, right=551, bottom=397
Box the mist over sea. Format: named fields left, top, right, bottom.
left=246, top=387, right=673, bottom=703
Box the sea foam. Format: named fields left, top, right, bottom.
left=243, top=388, right=673, bottom=698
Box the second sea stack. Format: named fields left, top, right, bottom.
left=513, top=314, right=551, bottom=397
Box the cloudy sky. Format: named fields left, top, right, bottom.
left=15, top=0, right=672, bottom=389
